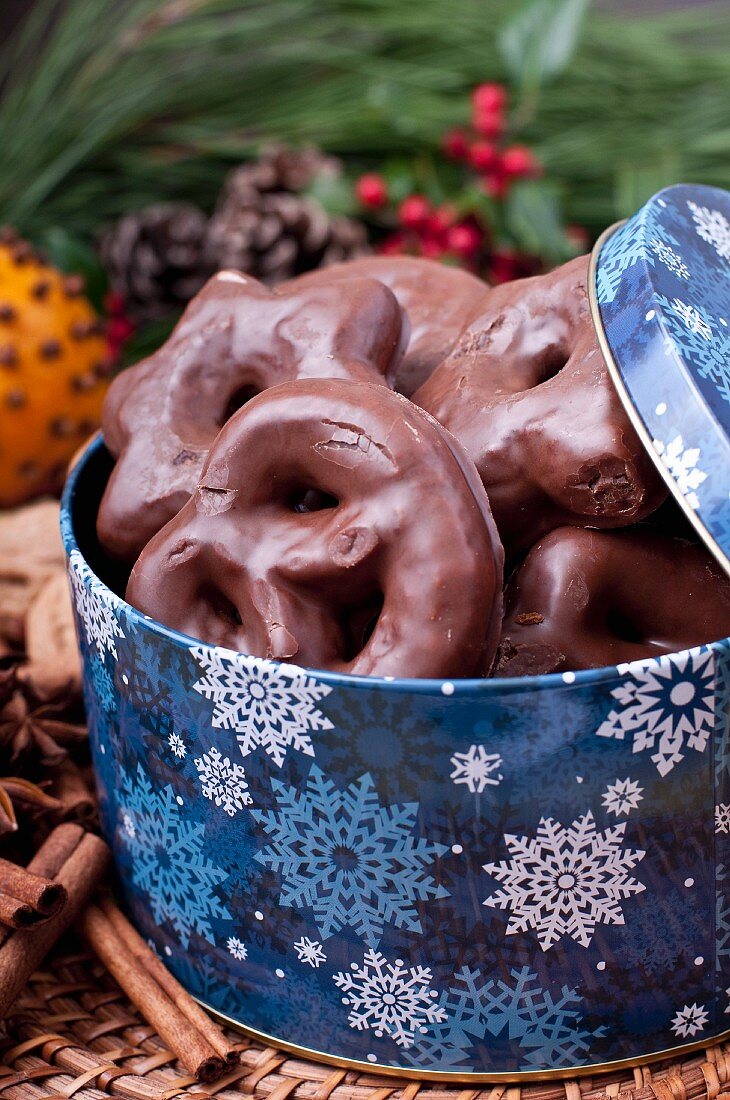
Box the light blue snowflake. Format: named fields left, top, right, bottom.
left=707, top=498, right=730, bottom=563
left=597, top=203, right=679, bottom=304
left=406, top=966, right=603, bottom=1071
left=121, top=764, right=231, bottom=947
left=655, top=292, right=730, bottom=406
left=89, top=655, right=115, bottom=713
left=252, top=764, right=448, bottom=946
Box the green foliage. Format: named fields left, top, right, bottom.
left=505, top=180, right=573, bottom=264
left=35, top=227, right=108, bottom=311
left=0, top=0, right=728, bottom=248
left=498, top=0, right=589, bottom=94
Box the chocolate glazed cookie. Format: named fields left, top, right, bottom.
left=97, top=269, right=407, bottom=562
left=286, top=255, right=487, bottom=396
left=495, top=526, right=730, bottom=676
left=414, top=255, right=667, bottom=556
left=127, top=379, right=504, bottom=679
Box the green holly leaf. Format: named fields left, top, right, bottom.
left=381, top=159, right=419, bottom=204
left=504, top=179, right=572, bottom=263
left=305, top=171, right=358, bottom=218
left=498, top=0, right=590, bottom=92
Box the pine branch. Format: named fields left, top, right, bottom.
left=0, top=0, right=728, bottom=240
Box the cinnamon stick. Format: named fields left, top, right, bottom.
left=0, top=830, right=109, bottom=1017
left=0, top=855, right=67, bottom=929
left=0, top=823, right=82, bottom=949
left=100, top=896, right=239, bottom=1064
left=26, top=823, right=85, bottom=877
left=81, top=902, right=227, bottom=1082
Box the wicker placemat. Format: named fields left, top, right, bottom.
left=1, top=943, right=729, bottom=1100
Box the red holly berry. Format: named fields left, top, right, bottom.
left=106, top=315, right=135, bottom=363
left=481, top=170, right=509, bottom=200
left=419, top=237, right=445, bottom=260
left=398, top=195, right=431, bottom=230
left=489, top=249, right=521, bottom=283
left=473, top=109, right=504, bottom=139
left=427, top=205, right=458, bottom=237
left=104, top=290, right=127, bottom=317
left=355, top=173, right=389, bottom=207
left=468, top=140, right=497, bottom=172
left=472, top=82, right=507, bottom=115
left=501, top=145, right=539, bottom=178
left=447, top=223, right=482, bottom=257
left=442, top=128, right=469, bottom=160
left=378, top=232, right=407, bottom=256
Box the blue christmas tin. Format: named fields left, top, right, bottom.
left=61, top=183, right=730, bottom=1080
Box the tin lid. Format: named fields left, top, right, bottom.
left=590, top=183, right=730, bottom=575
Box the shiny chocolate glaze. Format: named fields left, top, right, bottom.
left=495, top=525, right=730, bottom=676
left=98, top=269, right=407, bottom=562
left=286, top=255, right=486, bottom=396
left=127, top=378, right=504, bottom=679
left=413, top=255, right=667, bottom=556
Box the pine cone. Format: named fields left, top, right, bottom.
left=100, top=202, right=212, bottom=323
left=225, top=144, right=343, bottom=195
left=205, top=146, right=369, bottom=283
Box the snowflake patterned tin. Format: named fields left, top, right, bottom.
left=61, top=183, right=730, bottom=1081
left=592, top=183, right=730, bottom=572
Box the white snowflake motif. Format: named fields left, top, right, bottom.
left=194, top=746, right=252, bottom=816
left=121, top=810, right=136, bottom=839
left=333, top=948, right=446, bottom=1048
left=726, top=987, right=730, bottom=1015
left=168, top=732, right=186, bottom=759
left=668, top=297, right=713, bottom=341
left=650, top=239, right=690, bottom=280
left=687, top=200, right=730, bottom=261
left=69, top=549, right=124, bottom=659
left=596, top=647, right=715, bottom=776
left=601, top=777, right=644, bottom=817
left=294, top=936, right=327, bottom=968
left=483, top=812, right=645, bottom=951
left=652, top=436, right=707, bottom=511
left=227, top=936, right=248, bottom=961
left=191, top=647, right=333, bottom=767
left=670, top=1002, right=709, bottom=1039
left=716, top=804, right=730, bottom=834
left=450, top=744, right=504, bottom=794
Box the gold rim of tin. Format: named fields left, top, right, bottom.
left=588, top=223, right=730, bottom=579
left=201, top=998, right=730, bottom=1083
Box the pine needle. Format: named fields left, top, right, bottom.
left=0, top=0, right=728, bottom=239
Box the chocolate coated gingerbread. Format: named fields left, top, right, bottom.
left=495, top=526, right=730, bottom=676
left=414, top=255, right=666, bottom=556
left=98, top=269, right=407, bottom=562
left=287, top=255, right=486, bottom=396
left=127, top=378, right=504, bottom=679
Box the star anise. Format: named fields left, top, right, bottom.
left=0, top=689, right=86, bottom=770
